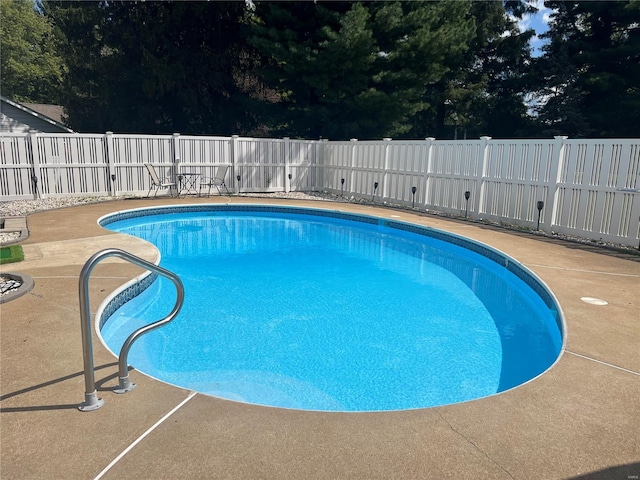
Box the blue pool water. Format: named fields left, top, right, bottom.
left=100, top=206, right=563, bottom=412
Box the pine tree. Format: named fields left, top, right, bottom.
left=43, top=1, right=256, bottom=134
left=249, top=1, right=476, bottom=139
left=41, top=1, right=109, bottom=131
left=414, top=1, right=535, bottom=139
left=533, top=1, right=640, bottom=137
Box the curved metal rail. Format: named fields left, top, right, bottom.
left=78, top=248, right=184, bottom=412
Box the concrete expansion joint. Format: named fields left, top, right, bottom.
left=564, top=350, right=640, bottom=376
left=435, top=410, right=516, bottom=480
left=93, top=391, right=197, bottom=480
left=527, top=263, right=640, bottom=277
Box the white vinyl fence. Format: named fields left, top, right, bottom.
left=1, top=131, right=639, bottom=247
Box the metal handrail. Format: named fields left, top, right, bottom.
left=78, top=248, right=184, bottom=412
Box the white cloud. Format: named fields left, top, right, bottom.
left=521, top=0, right=554, bottom=34
left=517, top=14, right=532, bottom=33
left=513, top=1, right=558, bottom=56
left=535, top=0, right=554, bottom=25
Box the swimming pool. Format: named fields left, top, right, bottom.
left=98, top=205, right=564, bottom=412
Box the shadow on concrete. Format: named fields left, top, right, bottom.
left=0, top=361, right=120, bottom=412
left=0, top=403, right=81, bottom=412
left=566, top=461, right=640, bottom=480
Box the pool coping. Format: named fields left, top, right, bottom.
left=1, top=196, right=638, bottom=480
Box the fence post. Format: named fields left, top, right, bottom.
left=349, top=138, right=358, bottom=196
left=28, top=130, right=41, bottom=199
left=423, top=137, right=435, bottom=207
left=476, top=136, right=492, bottom=217
left=382, top=138, right=392, bottom=200
left=283, top=137, right=291, bottom=193
left=172, top=132, right=181, bottom=173
left=319, top=138, right=328, bottom=193
left=545, top=135, right=569, bottom=232
left=105, top=131, right=116, bottom=196
left=232, top=135, right=240, bottom=194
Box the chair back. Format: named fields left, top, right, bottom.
left=144, top=163, right=161, bottom=185
left=215, top=165, right=229, bottom=181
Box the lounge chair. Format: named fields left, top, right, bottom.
left=144, top=163, right=177, bottom=197
left=199, top=165, right=230, bottom=196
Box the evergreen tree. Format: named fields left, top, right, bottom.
left=477, top=0, right=536, bottom=138
left=249, top=2, right=370, bottom=138
left=0, top=0, right=65, bottom=104
left=533, top=1, right=640, bottom=137
left=43, top=1, right=257, bottom=134
left=371, top=1, right=475, bottom=139
left=40, top=1, right=109, bottom=131
left=415, top=0, right=535, bottom=139
left=249, top=1, right=475, bottom=140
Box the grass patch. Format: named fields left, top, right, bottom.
left=0, top=245, right=24, bottom=264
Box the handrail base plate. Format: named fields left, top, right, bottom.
left=78, top=392, right=104, bottom=412
left=113, top=383, right=137, bottom=394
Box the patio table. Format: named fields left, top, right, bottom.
left=177, top=172, right=200, bottom=196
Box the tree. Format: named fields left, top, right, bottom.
left=43, top=1, right=258, bottom=134
left=249, top=1, right=475, bottom=140
left=413, top=0, right=536, bottom=139
left=474, top=1, right=537, bottom=138
left=532, top=1, right=640, bottom=137
left=249, top=1, right=540, bottom=140
left=40, top=1, right=110, bottom=131
left=0, top=0, right=65, bottom=103
left=371, top=1, right=476, bottom=139
left=248, top=1, right=373, bottom=139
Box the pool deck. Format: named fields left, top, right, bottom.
left=1, top=197, right=638, bottom=480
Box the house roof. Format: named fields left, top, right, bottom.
left=0, top=96, right=74, bottom=133
left=23, top=102, right=67, bottom=125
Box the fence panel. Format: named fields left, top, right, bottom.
left=351, top=141, right=386, bottom=200
left=287, top=140, right=320, bottom=192
left=428, top=140, right=483, bottom=215
left=385, top=141, right=428, bottom=205
left=178, top=135, right=231, bottom=176
left=321, top=141, right=353, bottom=195
left=177, top=135, right=232, bottom=193
left=0, top=134, right=34, bottom=200
left=552, top=139, right=640, bottom=244
left=235, top=138, right=284, bottom=192
left=109, top=134, right=174, bottom=195
left=33, top=134, right=109, bottom=197
left=480, top=140, right=555, bottom=226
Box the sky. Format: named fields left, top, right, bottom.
left=511, top=1, right=558, bottom=112
left=516, top=0, right=556, bottom=56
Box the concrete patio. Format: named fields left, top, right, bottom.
left=1, top=197, right=638, bottom=480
